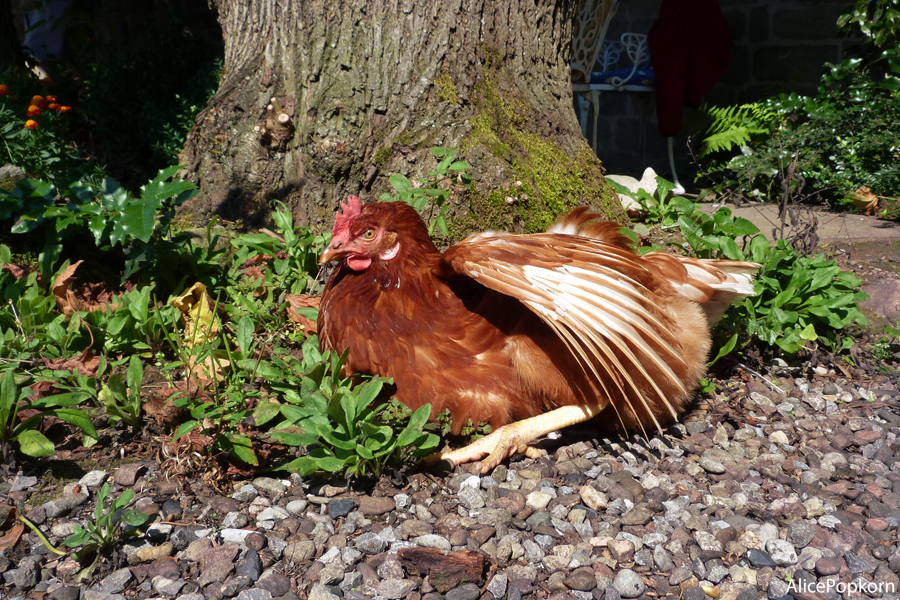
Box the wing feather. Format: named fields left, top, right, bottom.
left=443, top=232, right=691, bottom=433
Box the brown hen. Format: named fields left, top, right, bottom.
left=318, top=196, right=757, bottom=472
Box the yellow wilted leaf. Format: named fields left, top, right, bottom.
left=170, top=282, right=219, bottom=349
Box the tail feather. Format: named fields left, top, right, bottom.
left=547, top=207, right=759, bottom=324
left=642, top=253, right=759, bottom=324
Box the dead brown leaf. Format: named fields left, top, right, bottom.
left=285, top=294, right=320, bottom=333
left=0, top=519, right=24, bottom=552
left=42, top=346, right=100, bottom=377
left=51, top=260, right=119, bottom=316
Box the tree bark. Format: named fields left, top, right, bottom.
left=0, top=0, right=23, bottom=69
left=179, top=0, right=623, bottom=236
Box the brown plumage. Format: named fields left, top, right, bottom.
left=318, top=197, right=758, bottom=472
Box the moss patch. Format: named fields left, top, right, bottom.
left=452, top=71, right=624, bottom=240
left=434, top=72, right=459, bottom=105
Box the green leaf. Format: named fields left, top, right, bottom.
left=226, top=434, right=258, bottom=466
left=173, top=420, right=198, bottom=440
left=237, top=316, right=254, bottom=355
left=121, top=509, right=150, bottom=527
left=389, top=174, right=412, bottom=193
left=18, top=430, right=55, bottom=457
left=799, top=323, right=818, bottom=341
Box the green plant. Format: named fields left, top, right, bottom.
left=63, top=481, right=150, bottom=551
left=250, top=336, right=440, bottom=478
left=0, top=68, right=85, bottom=183
left=0, top=166, right=199, bottom=281
left=725, top=239, right=868, bottom=356
left=379, top=146, right=472, bottom=236
left=694, top=103, right=780, bottom=158
left=228, top=202, right=328, bottom=298
left=96, top=355, right=143, bottom=428
left=62, top=481, right=151, bottom=580
left=838, top=0, right=900, bottom=49
left=693, top=19, right=900, bottom=209
left=0, top=368, right=98, bottom=465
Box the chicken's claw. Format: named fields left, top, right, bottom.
left=436, top=423, right=546, bottom=474
left=431, top=404, right=606, bottom=473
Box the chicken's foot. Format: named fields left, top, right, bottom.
left=437, top=402, right=607, bottom=474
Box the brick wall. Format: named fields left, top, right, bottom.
left=581, top=0, right=861, bottom=179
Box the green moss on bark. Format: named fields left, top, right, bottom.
left=451, top=71, right=624, bottom=241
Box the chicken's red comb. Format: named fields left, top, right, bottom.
left=333, top=195, right=363, bottom=237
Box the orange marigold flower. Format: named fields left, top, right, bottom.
left=0, top=84, right=10, bottom=95
left=28, top=104, right=41, bottom=112
left=30, top=95, right=45, bottom=107
left=24, top=120, right=38, bottom=129
left=48, top=103, right=58, bottom=109
left=46, top=95, right=57, bottom=102
left=59, top=106, right=70, bottom=112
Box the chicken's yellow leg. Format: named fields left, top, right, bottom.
left=437, top=402, right=607, bottom=474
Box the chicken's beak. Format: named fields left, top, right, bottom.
left=319, top=241, right=344, bottom=265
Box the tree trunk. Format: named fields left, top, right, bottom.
left=0, top=0, right=23, bottom=69
left=179, top=0, right=624, bottom=237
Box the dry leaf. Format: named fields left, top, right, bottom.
left=849, top=187, right=878, bottom=215
left=51, top=261, right=118, bottom=316
left=170, top=282, right=219, bottom=349
left=43, top=346, right=100, bottom=377
left=285, top=294, right=320, bottom=333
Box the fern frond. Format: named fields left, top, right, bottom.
left=698, top=103, right=780, bottom=157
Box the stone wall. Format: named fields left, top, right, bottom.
left=582, top=0, right=860, bottom=179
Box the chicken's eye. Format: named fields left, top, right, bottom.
left=362, top=228, right=376, bottom=240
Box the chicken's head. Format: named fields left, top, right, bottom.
left=319, top=196, right=403, bottom=271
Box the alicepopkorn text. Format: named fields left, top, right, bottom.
left=787, top=578, right=895, bottom=595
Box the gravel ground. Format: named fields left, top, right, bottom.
left=2, top=364, right=900, bottom=600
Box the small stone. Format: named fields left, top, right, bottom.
left=563, top=568, right=597, bottom=591
left=355, top=531, right=388, bottom=554
left=358, top=496, right=396, bottom=515
left=284, top=540, right=317, bottom=563
left=815, top=555, right=841, bottom=576
left=526, top=491, right=553, bottom=510
left=235, top=590, right=273, bottom=600
left=256, top=506, right=290, bottom=522
left=320, top=563, right=345, bottom=585
left=746, top=548, right=777, bottom=568
left=609, top=539, right=635, bottom=563
left=253, top=477, right=288, bottom=497
left=765, top=539, right=798, bottom=566
left=580, top=486, right=608, bottom=511
left=232, top=484, right=259, bottom=503
left=377, top=578, right=417, bottom=599
left=308, top=583, right=340, bottom=600
left=114, top=463, right=146, bottom=486
left=151, top=575, right=185, bottom=597
left=458, top=486, right=485, bottom=509
left=286, top=499, right=308, bottom=515
left=10, top=474, right=38, bottom=492
left=654, top=546, right=675, bottom=572
left=445, top=582, right=481, bottom=600
left=136, top=542, right=174, bottom=563
left=613, top=569, right=645, bottom=598
left=13, top=558, right=39, bottom=590
left=220, top=529, right=255, bottom=544
left=236, top=548, right=263, bottom=580
left=42, top=493, right=89, bottom=518
left=222, top=511, right=250, bottom=528
left=786, top=520, right=816, bottom=549
left=413, top=534, right=451, bottom=553
left=699, top=456, right=727, bottom=474
left=257, top=570, right=292, bottom=596
left=100, top=568, right=134, bottom=594
left=487, top=573, right=508, bottom=599
left=328, top=498, right=357, bottom=518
